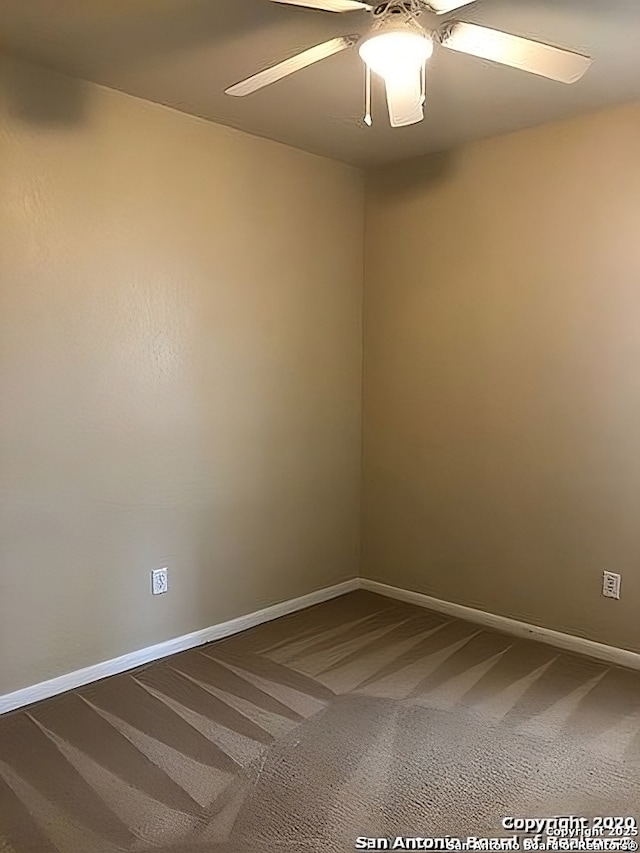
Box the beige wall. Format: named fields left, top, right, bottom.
left=4, top=51, right=640, bottom=699
left=364, top=101, right=640, bottom=653
left=0, top=56, right=364, bottom=695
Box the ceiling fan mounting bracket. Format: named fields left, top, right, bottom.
left=372, top=0, right=424, bottom=20
left=434, top=21, right=452, bottom=42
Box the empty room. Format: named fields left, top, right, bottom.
left=1, top=0, right=640, bottom=850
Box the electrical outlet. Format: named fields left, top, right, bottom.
left=151, top=567, right=169, bottom=596
left=602, top=571, right=621, bottom=600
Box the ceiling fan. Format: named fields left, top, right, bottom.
left=225, top=0, right=593, bottom=129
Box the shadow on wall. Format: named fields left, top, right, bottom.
left=0, top=54, right=87, bottom=125
left=0, top=0, right=282, bottom=126
left=368, top=149, right=459, bottom=204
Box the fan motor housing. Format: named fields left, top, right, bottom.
left=372, top=1, right=421, bottom=19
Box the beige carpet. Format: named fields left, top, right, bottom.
left=1, top=590, right=640, bottom=852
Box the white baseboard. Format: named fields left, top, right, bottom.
left=361, top=578, right=640, bottom=671
left=0, top=578, right=359, bottom=716
left=5, top=574, right=638, bottom=715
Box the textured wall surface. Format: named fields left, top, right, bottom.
left=0, top=56, right=364, bottom=695
left=364, top=101, right=640, bottom=653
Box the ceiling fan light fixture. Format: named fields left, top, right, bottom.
left=358, top=29, right=434, bottom=76
left=225, top=0, right=594, bottom=134
left=358, top=27, right=433, bottom=127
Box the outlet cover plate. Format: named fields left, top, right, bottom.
left=151, top=567, right=169, bottom=596
left=602, top=571, right=621, bottom=600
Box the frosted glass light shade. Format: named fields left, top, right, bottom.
left=359, top=30, right=433, bottom=127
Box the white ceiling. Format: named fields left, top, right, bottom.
left=0, top=0, right=639, bottom=166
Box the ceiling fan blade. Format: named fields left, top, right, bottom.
left=426, top=0, right=478, bottom=14
left=270, top=0, right=371, bottom=12
left=440, top=22, right=592, bottom=83
left=225, top=36, right=358, bottom=97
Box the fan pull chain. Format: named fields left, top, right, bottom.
left=364, top=65, right=372, bottom=126
left=421, top=59, right=426, bottom=105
